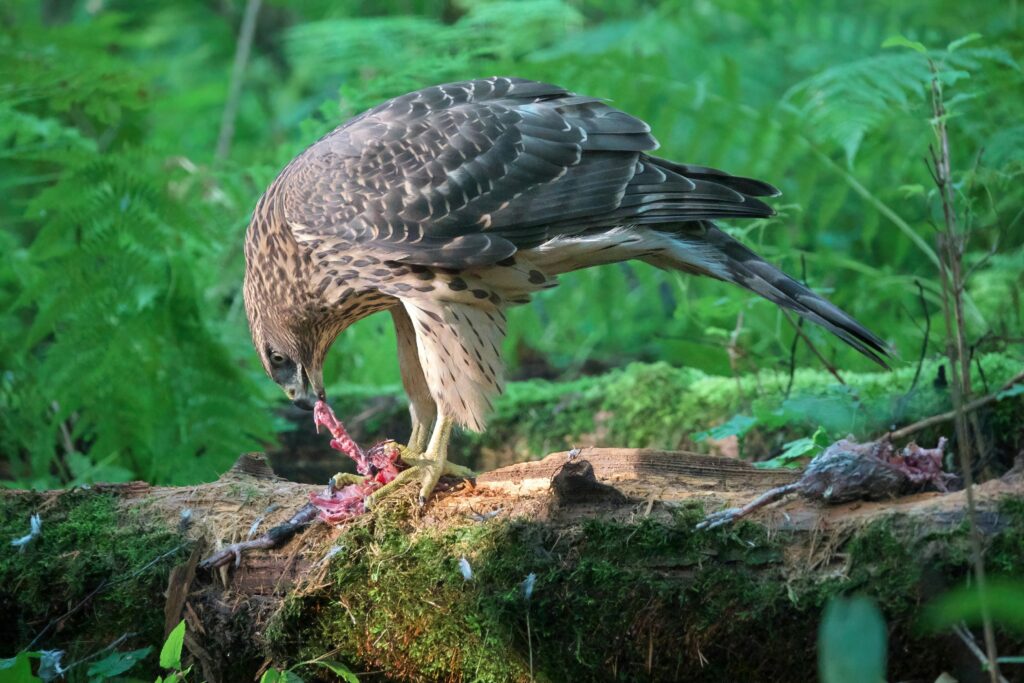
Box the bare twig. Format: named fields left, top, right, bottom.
left=781, top=310, right=845, bottom=385
left=963, top=241, right=999, bottom=283
left=727, top=310, right=745, bottom=377
left=975, top=356, right=990, bottom=395
left=953, top=623, right=1010, bottom=683
left=908, top=279, right=932, bottom=395
left=784, top=314, right=804, bottom=399
left=928, top=58, right=1001, bottom=682
left=894, top=280, right=932, bottom=423
left=215, top=0, right=262, bottom=161
left=51, top=401, right=75, bottom=456
left=64, top=632, right=137, bottom=674
left=888, top=369, right=1024, bottom=440
left=785, top=256, right=810, bottom=399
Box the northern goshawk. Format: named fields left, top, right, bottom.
left=243, top=77, right=887, bottom=504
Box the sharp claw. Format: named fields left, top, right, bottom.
left=418, top=495, right=427, bottom=508
left=695, top=508, right=740, bottom=531
left=233, top=547, right=242, bottom=568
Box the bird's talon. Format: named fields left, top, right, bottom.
left=330, top=472, right=366, bottom=489
left=695, top=507, right=742, bottom=531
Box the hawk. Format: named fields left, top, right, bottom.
left=243, top=77, right=887, bottom=504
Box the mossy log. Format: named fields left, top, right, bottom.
left=4, top=448, right=1024, bottom=682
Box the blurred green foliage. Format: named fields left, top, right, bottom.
left=1, top=0, right=1021, bottom=487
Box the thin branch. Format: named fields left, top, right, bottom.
left=785, top=256, right=810, bottom=399
left=888, top=369, right=1024, bottom=441
left=907, top=279, right=931, bottom=395
left=953, top=624, right=1010, bottom=683
left=215, top=0, right=262, bottom=161
left=784, top=315, right=803, bottom=399
left=963, top=242, right=999, bottom=283
left=928, top=57, right=1001, bottom=682
left=727, top=310, right=746, bottom=398
left=781, top=310, right=845, bottom=385
left=64, top=632, right=137, bottom=674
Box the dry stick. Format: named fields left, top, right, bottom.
left=785, top=255, right=810, bottom=399
left=894, top=280, right=933, bottom=424
left=215, top=0, right=262, bottom=161
left=526, top=608, right=534, bottom=682
left=64, top=632, right=137, bottom=675
left=908, top=279, right=932, bottom=394
left=728, top=310, right=745, bottom=397
left=784, top=315, right=804, bottom=399
left=953, top=624, right=1010, bottom=683
left=928, top=62, right=1002, bottom=683
left=780, top=310, right=845, bottom=385
left=888, top=369, right=1024, bottom=440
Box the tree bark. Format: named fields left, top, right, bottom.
left=3, top=450, right=1023, bottom=682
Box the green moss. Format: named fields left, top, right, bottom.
left=0, top=490, right=188, bottom=664
left=989, top=498, right=1024, bottom=576
left=448, top=353, right=1023, bottom=466
left=266, top=490, right=1024, bottom=682
left=825, top=519, right=923, bottom=609
left=269, top=507, right=795, bottom=681
left=323, top=353, right=1022, bottom=472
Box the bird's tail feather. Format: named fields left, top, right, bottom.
left=650, top=225, right=891, bottom=368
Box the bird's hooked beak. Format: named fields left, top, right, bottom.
left=284, top=363, right=325, bottom=411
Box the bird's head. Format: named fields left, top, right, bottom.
left=244, top=275, right=332, bottom=412
left=254, top=329, right=326, bottom=411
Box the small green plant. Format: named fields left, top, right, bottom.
left=923, top=579, right=1024, bottom=634
left=259, top=659, right=359, bottom=683
left=0, top=652, right=43, bottom=683
left=0, top=641, right=154, bottom=683
left=755, top=426, right=832, bottom=469
left=818, top=595, right=888, bottom=683
left=156, top=620, right=190, bottom=682
left=86, top=647, right=153, bottom=682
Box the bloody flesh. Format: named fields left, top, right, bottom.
left=309, top=400, right=405, bottom=522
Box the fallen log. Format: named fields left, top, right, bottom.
left=3, top=449, right=1023, bottom=682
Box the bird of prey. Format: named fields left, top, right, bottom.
left=243, top=77, right=887, bottom=505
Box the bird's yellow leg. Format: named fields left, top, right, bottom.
left=406, top=416, right=433, bottom=456
left=418, top=415, right=453, bottom=505
left=364, top=416, right=473, bottom=508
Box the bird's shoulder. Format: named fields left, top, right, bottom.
left=275, top=77, right=658, bottom=267
left=300, top=77, right=571, bottom=162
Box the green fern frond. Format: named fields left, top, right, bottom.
left=783, top=45, right=1020, bottom=164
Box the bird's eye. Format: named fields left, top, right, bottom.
left=269, top=351, right=287, bottom=367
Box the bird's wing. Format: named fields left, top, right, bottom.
left=279, top=77, right=778, bottom=269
